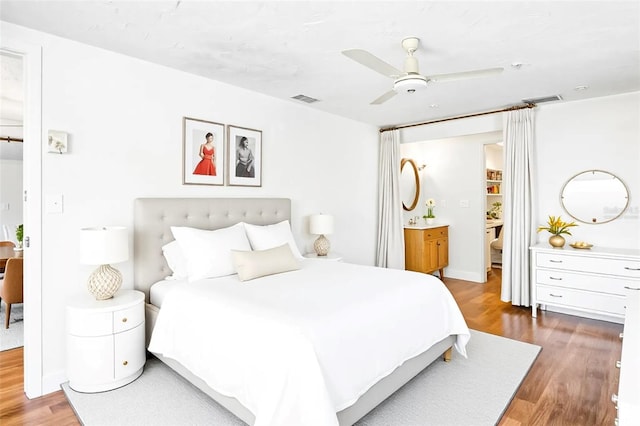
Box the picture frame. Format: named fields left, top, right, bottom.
left=47, top=130, right=68, bottom=154
left=183, top=117, right=225, bottom=186
left=227, top=125, right=262, bottom=187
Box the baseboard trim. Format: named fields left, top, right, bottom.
left=41, top=369, right=66, bottom=397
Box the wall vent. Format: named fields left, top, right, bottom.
left=291, top=94, right=320, bottom=104
left=522, top=95, right=563, bottom=105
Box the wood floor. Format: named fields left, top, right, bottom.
left=0, top=268, right=622, bottom=425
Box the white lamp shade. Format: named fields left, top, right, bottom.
left=310, top=214, right=334, bottom=235
left=80, top=226, right=129, bottom=265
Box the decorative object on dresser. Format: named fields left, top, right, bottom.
left=309, top=213, right=334, bottom=256
left=79, top=226, right=129, bottom=300
left=536, top=215, right=577, bottom=248
left=404, top=225, right=449, bottom=278
left=615, top=286, right=640, bottom=425
left=66, top=290, right=146, bottom=392
left=530, top=243, right=640, bottom=323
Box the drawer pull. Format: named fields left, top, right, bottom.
left=619, top=332, right=624, bottom=340
left=611, top=394, right=618, bottom=404
left=624, top=266, right=640, bottom=271
left=549, top=259, right=563, bottom=263
left=121, top=317, right=128, bottom=323
left=615, top=360, right=621, bottom=369
left=549, top=276, right=563, bottom=281
left=549, top=293, right=563, bottom=298
left=123, top=360, right=128, bottom=366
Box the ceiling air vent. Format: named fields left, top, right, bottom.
left=522, top=95, right=563, bottom=105
left=291, top=94, right=319, bottom=104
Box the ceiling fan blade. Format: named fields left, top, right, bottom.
left=426, top=67, right=504, bottom=83
left=371, top=90, right=397, bottom=105
left=342, top=49, right=402, bottom=78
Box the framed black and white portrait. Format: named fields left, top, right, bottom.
left=227, top=125, right=262, bottom=187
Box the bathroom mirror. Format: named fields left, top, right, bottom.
left=561, top=170, right=629, bottom=224
left=400, top=158, right=420, bottom=211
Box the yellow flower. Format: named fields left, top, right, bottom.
left=537, top=215, right=578, bottom=236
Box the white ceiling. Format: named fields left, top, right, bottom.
left=1, top=1, right=639, bottom=128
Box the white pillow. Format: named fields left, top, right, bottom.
left=170, top=223, right=252, bottom=281
left=243, top=220, right=303, bottom=259
left=161, top=240, right=188, bottom=280
left=232, top=243, right=300, bottom=282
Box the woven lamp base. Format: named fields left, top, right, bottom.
left=314, top=234, right=331, bottom=256
left=87, top=264, right=122, bottom=300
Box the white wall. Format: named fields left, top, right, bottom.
left=534, top=92, right=640, bottom=249
left=0, top=159, right=23, bottom=242
left=3, top=22, right=380, bottom=393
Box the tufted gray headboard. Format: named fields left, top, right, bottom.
left=134, top=198, right=291, bottom=301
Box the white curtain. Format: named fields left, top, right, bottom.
left=376, top=129, right=405, bottom=269
left=501, top=108, right=536, bottom=305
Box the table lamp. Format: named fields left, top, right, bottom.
left=310, top=214, right=334, bottom=256
left=80, top=226, right=129, bottom=300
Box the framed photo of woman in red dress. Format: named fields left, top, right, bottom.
left=182, top=117, right=225, bottom=186
left=227, top=124, right=262, bottom=187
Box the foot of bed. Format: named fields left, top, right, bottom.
left=443, top=347, right=453, bottom=362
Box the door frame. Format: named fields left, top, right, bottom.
left=1, top=36, right=44, bottom=398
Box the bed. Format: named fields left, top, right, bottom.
left=134, top=197, right=470, bottom=426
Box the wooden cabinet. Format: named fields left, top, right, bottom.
left=66, top=290, right=146, bottom=392
left=404, top=225, right=449, bottom=278
left=530, top=244, right=640, bottom=323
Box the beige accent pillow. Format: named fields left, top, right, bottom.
left=232, top=243, right=300, bottom=282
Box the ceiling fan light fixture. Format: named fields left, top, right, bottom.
left=394, top=75, right=428, bottom=94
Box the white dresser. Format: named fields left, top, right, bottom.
left=66, top=290, right=146, bottom=392
left=616, top=287, right=640, bottom=425
left=530, top=244, right=640, bottom=323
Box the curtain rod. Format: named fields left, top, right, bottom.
left=0, top=136, right=24, bottom=143
left=379, top=103, right=535, bottom=133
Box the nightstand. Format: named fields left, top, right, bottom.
left=303, top=252, right=343, bottom=261
left=66, top=289, right=146, bottom=392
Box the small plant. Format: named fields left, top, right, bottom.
left=488, top=201, right=502, bottom=219
left=16, top=224, right=23, bottom=248
left=422, top=198, right=436, bottom=219
left=537, top=215, right=577, bottom=236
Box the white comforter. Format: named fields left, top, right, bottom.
left=148, top=260, right=470, bottom=426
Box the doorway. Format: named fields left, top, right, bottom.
left=484, top=143, right=504, bottom=281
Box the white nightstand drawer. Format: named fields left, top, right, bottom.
left=113, top=303, right=144, bottom=334
left=537, top=252, right=640, bottom=278
left=114, top=323, right=146, bottom=380
left=67, top=310, right=114, bottom=337
left=537, top=284, right=626, bottom=316
left=536, top=269, right=630, bottom=296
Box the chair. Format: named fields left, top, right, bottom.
left=0, top=257, right=23, bottom=329
left=0, top=241, right=16, bottom=274
left=490, top=227, right=504, bottom=268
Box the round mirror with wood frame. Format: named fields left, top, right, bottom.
left=400, top=158, right=420, bottom=211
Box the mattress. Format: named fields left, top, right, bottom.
left=148, top=259, right=470, bottom=426
left=149, top=279, right=185, bottom=308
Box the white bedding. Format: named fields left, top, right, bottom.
left=148, top=259, right=470, bottom=426
left=149, top=279, right=185, bottom=307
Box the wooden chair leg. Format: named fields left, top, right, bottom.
left=4, top=303, right=10, bottom=329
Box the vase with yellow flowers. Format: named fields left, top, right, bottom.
left=537, top=215, right=578, bottom=248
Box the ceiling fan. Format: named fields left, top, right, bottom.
left=342, top=37, right=503, bottom=105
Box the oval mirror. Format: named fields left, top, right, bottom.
left=400, top=158, right=420, bottom=211
left=561, top=170, right=629, bottom=224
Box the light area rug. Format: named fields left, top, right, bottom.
left=62, top=330, right=540, bottom=426
left=0, top=302, right=23, bottom=351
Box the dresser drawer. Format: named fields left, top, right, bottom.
left=537, top=252, right=640, bottom=279
left=67, top=310, right=114, bottom=337
left=422, top=227, right=448, bottom=240
left=536, top=269, right=631, bottom=296
left=113, top=303, right=144, bottom=333
left=537, top=285, right=626, bottom=316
